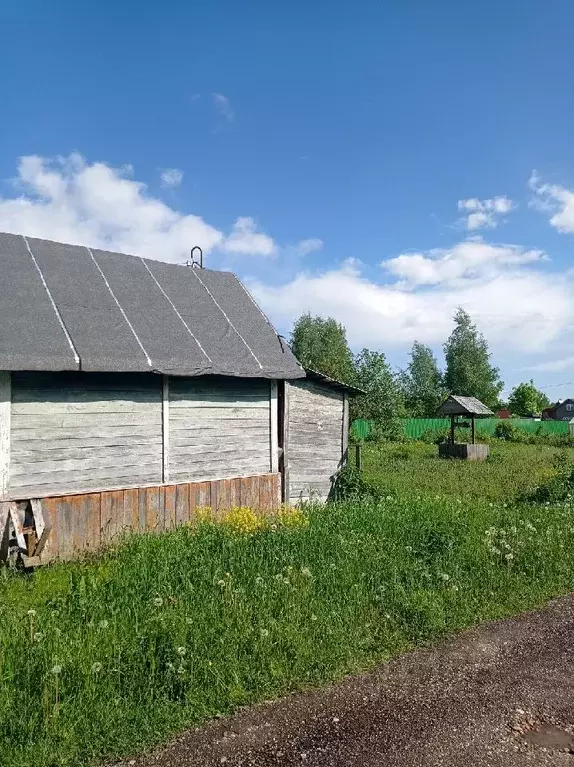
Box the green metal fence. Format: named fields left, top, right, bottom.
left=351, top=417, right=570, bottom=441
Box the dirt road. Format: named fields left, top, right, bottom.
left=121, top=595, right=574, bottom=766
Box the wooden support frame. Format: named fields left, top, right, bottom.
left=270, top=380, right=279, bottom=473
left=0, top=502, right=10, bottom=561
left=0, top=372, right=10, bottom=499
left=162, top=375, right=170, bottom=483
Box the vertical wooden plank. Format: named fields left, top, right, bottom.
left=222, top=479, right=233, bottom=512
left=123, top=488, right=139, bottom=533
left=138, top=488, right=147, bottom=531
left=240, top=476, right=254, bottom=509
left=57, top=497, right=75, bottom=560
left=80, top=493, right=102, bottom=551
left=100, top=491, right=113, bottom=544
left=259, top=474, right=273, bottom=513
left=175, top=483, right=190, bottom=526
left=282, top=381, right=290, bottom=504
left=270, top=380, right=279, bottom=473
left=39, top=497, right=59, bottom=562
left=157, top=486, right=166, bottom=532
left=229, top=477, right=241, bottom=508
left=164, top=485, right=176, bottom=529
left=162, top=375, right=170, bottom=483
left=211, top=480, right=227, bottom=519
left=342, top=392, right=349, bottom=465
left=196, top=481, right=211, bottom=514
left=270, top=473, right=280, bottom=511
left=145, top=487, right=161, bottom=531
left=188, top=482, right=197, bottom=522
left=101, top=491, right=122, bottom=545
left=0, top=372, right=10, bottom=498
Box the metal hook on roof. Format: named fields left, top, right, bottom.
left=190, top=246, right=203, bottom=269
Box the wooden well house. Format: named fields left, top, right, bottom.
left=436, top=395, right=493, bottom=461
left=0, top=233, right=355, bottom=565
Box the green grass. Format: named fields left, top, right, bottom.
left=2, top=444, right=574, bottom=766
left=361, top=440, right=573, bottom=502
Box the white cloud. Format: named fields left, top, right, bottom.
left=0, top=154, right=222, bottom=261
left=0, top=153, right=299, bottom=261
left=159, top=168, right=183, bottom=189
left=527, top=356, right=574, bottom=373
left=457, top=196, right=514, bottom=230
left=383, top=237, right=546, bottom=288
left=212, top=92, right=235, bottom=122
left=289, top=238, right=324, bottom=258
left=222, top=216, right=276, bottom=257
left=249, top=247, right=573, bottom=354
left=529, top=171, right=574, bottom=233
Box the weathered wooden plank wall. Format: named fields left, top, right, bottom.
left=168, top=377, right=272, bottom=482
left=6, top=373, right=276, bottom=499
left=9, top=372, right=163, bottom=497
left=286, top=380, right=345, bottom=504
left=39, top=472, right=280, bottom=562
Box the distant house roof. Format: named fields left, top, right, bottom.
left=436, top=395, right=494, bottom=417
left=0, top=232, right=304, bottom=380
left=303, top=368, right=365, bottom=395
left=542, top=399, right=574, bottom=418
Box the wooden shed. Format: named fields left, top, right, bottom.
left=0, top=233, right=353, bottom=564
left=284, top=370, right=361, bottom=504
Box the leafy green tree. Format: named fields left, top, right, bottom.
left=352, top=349, right=405, bottom=439
left=443, top=308, right=503, bottom=409
left=399, top=342, right=446, bottom=416
left=290, top=313, right=355, bottom=383
left=508, top=380, right=551, bottom=417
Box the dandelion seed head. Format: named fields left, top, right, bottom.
left=91, top=662, right=103, bottom=673
left=177, top=646, right=186, bottom=656
left=153, top=597, right=163, bottom=607
left=33, top=632, right=44, bottom=642
left=27, top=609, right=37, bottom=617
left=51, top=665, right=62, bottom=675
left=98, top=620, right=109, bottom=629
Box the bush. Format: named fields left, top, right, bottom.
left=521, top=451, right=574, bottom=503
left=364, top=419, right=405, bottom=443
left=494, top=420, right=516, bottom=441
left=330, top=465, right=380, bottom=501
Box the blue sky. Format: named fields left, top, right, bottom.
left=1, top=1, right=574, bottom=398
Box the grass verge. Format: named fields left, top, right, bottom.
left=1, top=495, right=574, bottom=766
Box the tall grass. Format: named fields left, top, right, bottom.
left=2, top=493, right=574, bottom=767
left=361, top=440, right=573, bottom=501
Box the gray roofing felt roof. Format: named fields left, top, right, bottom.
left=0, top=232, right=305, bottom=379
left=436, top=395, right=494, bottom=416
left=304, top=368, right=365, bottom=395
